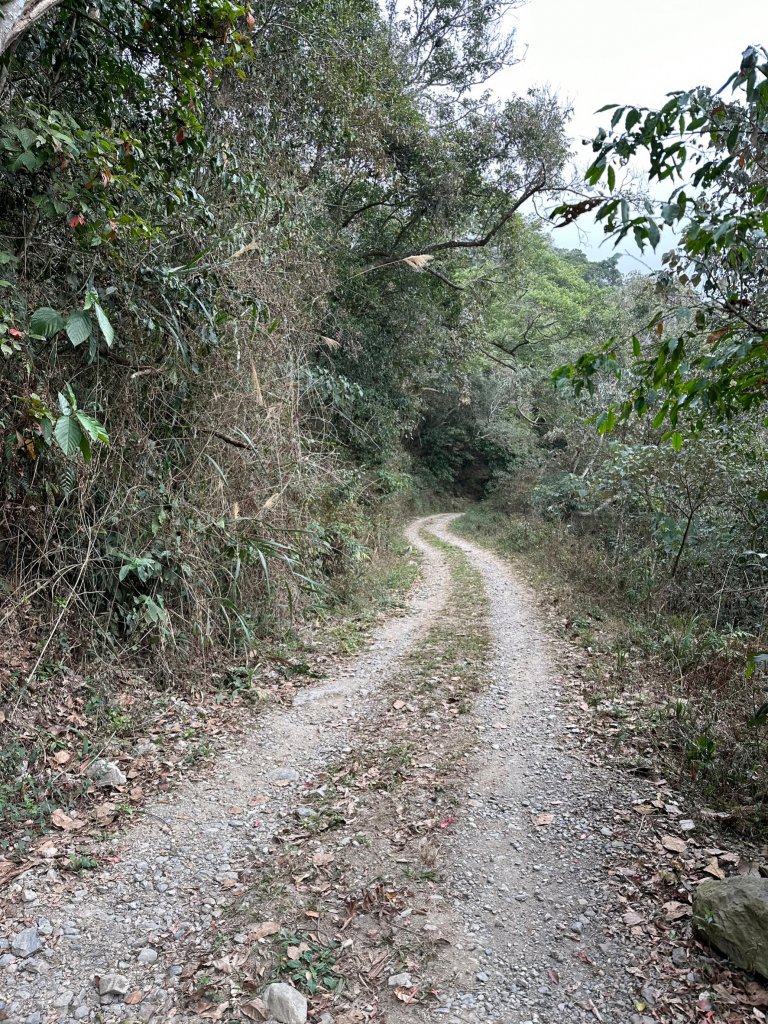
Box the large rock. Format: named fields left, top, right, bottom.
left=10, top=927, right=41, bottom=958
left=98, top=973, right=130, bottom=996
left=263, top=982, right=307, bottom=1024
left=694, top=876, right=768, bottom=978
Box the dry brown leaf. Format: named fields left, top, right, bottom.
left=312, top=852, right=335, bottom=867
left=125, top=991, right=143, bottom=1005
left=632, top=803, right=655, bottom=816
left=401, top=254, right=434, bottom=271
left=662, top=900, right=692, bottom=921
left=241, top=998, right=268, bottom=1021
left=248, top=921, right=279, bottom=941
left=532, top=813, right=554, bottom=827
left=95, top=802, right=116, bottom=825
left=200, top=1001, right=230, bottom=1021
left=0, top=858, right=36, bottom=886
left=53, top=750, right=71, bottom=765
left=394, top=986, right=418, bottom=1003
left=51, top=808, right=86, bottom=831
left=623, top=910, right=644, bottom=927
left=703, top=857, right=726, bottom=880
left=744, top=981, right=768, bottom=1007
left=304, top=910, right=320, bottom=919
left=660, top=834, right=687, bottom=854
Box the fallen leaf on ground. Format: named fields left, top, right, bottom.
left=703, top=857, right=726, bottom=880
left=533, top=813, right=554, bottom=827
left=125, top=991, right=142, bottom=1005
left=661, top=834, right=687, bottom=854
left=51, top=808, right=86, bottom=830
left=394, top=986, right=418, bottom=1003
left=623, top=910, right=644, bottom=927
left=662, top=900, right=692, bottom=920
left=53, top=750, right=71, bottom=765
left=248, top=921, right=279, bottom=940
left=312, top=852, right=335, bottom=866
left=241, top=999, right=268, bottom=1020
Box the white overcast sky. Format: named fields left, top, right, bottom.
left=495, top=0, right=767, bottom=267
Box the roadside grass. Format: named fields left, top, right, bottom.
left=0, top=525, right=423, bottom=853
left=454, top=504, right=768, bottom=824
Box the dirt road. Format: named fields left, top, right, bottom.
left=0, top=516, right=683, bottom=1024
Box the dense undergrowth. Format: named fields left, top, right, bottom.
left=0, top=516, right=424, bottom=850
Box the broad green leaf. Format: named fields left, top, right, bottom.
left=30, top=306, right=65, bottom=339
left=53, top=414, right=85, bottom=458
left=66, top=310, right=92, bottom=347
left=75, top=410, right=109, bottom=445
left=93, top=302, right=114, bottom=346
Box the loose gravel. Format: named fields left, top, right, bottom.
left=0, top=515, right=700, bottom=1024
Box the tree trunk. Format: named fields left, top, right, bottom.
left=0, top=0, right=62, bottom=56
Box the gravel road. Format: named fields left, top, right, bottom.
left=0, top=516, right=682, bottom=1024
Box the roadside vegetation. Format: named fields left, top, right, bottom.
left=0, top=0, right=766, bottom=853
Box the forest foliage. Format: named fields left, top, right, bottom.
left=0, top=1, right=767, bottom=822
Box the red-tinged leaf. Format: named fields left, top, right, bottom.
left=245, top=12, right=256, bottom=27
left=440, top=815, right=456, bottom=828
left=68, top=213, right=85, bottom=229
left=8, top=328, right=23, bottom=338
left=125, top=991, right=142, bottom=1005
left=175, top=128, right=186, bottom=144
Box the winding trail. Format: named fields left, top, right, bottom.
left=2, top=517, right=653, bottom=1024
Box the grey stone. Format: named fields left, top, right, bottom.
left=270, top=768, right=300, bottom=783
left=98, top=973, right=130, bottom=996
left=137, top=947, right=158, bottom=964
left=73, top=1008, right=90, bottom=1020
left=0, top=954, right=16, bottom=968
left=671, top=946, right=687, bottom=966
left=11, top=928, right=41, bottom=958
left=388, top=972, right=413, bottom=988
left=263, top=982, right=307, bottom=1024
left=694, top=876, right=768, bottom=978
left=53, top=991, right=74, bottom=1008
left=87, top=759, right=127, bottom=788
